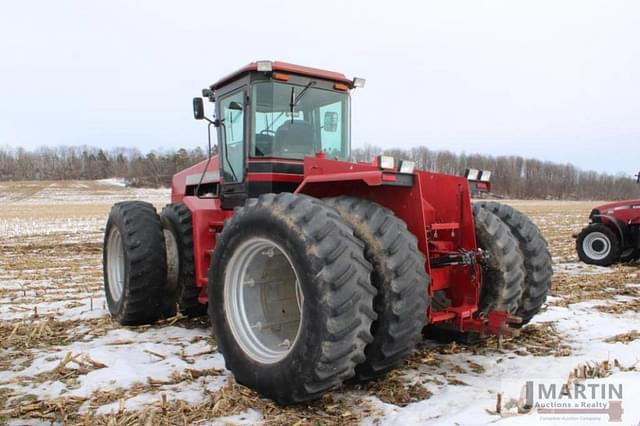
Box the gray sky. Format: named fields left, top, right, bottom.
left=1, top=0, right=639, bottom=175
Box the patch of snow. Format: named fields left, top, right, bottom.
left=553, top=262, right=615, bottom=276
left=2, top=325, right=225, bottom=406
left=96, top=178, right=127, bottom=188
left=212, top=409, right=263, bottom=426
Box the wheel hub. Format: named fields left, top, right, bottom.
left=224, top=237, right=303, bottom=364
left=106, top=227, right=125, bottom=302
left=583, top=232, right=611, bottom=260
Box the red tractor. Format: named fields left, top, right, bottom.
left=576, top=197, right=640, bottom=266
left=103, top=61, right=553, bottom=404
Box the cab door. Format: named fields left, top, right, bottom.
left=218, top=90, right=248, bottom=209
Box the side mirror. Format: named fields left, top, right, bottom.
left=323, top=111, right=338, bottom=132
left=193, top=97, right=205, bottom=120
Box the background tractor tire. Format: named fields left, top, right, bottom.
left=160, top=203, right=207, bottom=318
left=477, top=202, right=553, bottom=326
left=576, top=223, right=621, bottom=266
left=325, top=196, right=429, bottom=381
left=103, top=201, right=167, bottom=326
left=472, top=204, right=526, bottom=315
left=208, top=193, right=376, bottom=404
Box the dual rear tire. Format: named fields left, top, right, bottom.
left=476, top=202, right=553, bottom=325
left=431, top=203, right=552, bottom=330
left=472, top=204, right=526, bottom=316
left=103, top=201, right=206, bottom=325
left=208, top=194, right=430, bottom=404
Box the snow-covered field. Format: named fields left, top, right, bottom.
left=1, top=182, right=639, bottom=425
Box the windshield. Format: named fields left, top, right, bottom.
left=251, top=82, right=350, bottom=160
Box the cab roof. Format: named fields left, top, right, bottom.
left=209, top=61, right=353, bottom=91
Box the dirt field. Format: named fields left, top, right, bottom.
left=1, top=181, right=639, bottom=425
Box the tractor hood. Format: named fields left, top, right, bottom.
left=593, top=199, right=640, bottom=214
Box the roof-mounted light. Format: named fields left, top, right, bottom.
left=256, top=60, right=273, bottom=72
left=465, top=168, right=480, bottom=181
left=376, top=155, right=396, bottom=170
left=479, top=171, right=492, bottom=182
left=399, top=160, right=415, bottom=174
left=352, top=77, right=366, bottom=88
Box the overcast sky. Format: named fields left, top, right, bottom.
left=1, top=1, right=638, bottom=175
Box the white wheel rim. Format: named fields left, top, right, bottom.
left=583, top=232, right=611, bottom=260
left=224, top=237, right=303, bottom=364
left=107, top=227, right=125, bottom=302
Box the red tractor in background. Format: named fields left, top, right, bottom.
left=575, top=171, right=640, bottom=266
left=576, top=198, right=640, bottom=266
left=103, top=61, right=553, bottom=404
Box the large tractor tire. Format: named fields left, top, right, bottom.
left=208, top=193, right=376, bottom=404
left=160, top=203, right=207, bottom=318
left=325, top=196, right=429, bottom=381
left=472, top=205, right=526, bottom=316
left=477, top=202, right=553, bottom=326
left=576, top=223, right=621, bottom=266
left=103, top=201, right=167, bottom=326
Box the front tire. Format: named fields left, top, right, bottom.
left=576, top=224, right=621, bottom=266
left=103, top=201, right=167, bottom=326
left=325, top=196, right=429, bottom=381
left=208, top=193, right=376, bottom=404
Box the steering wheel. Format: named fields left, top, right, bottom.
left=260, top=129, right=276, bottom=135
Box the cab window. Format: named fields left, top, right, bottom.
left=220, top=91, right=245, bottom=183
left=251, top=82, right=349, bottom=160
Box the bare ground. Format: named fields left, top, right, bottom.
left=0, top=182, right=639, bottom=425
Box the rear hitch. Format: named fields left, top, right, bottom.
left=430, top=249, right=487, bottom=268
left=463, top=310, right=522, bottom=336
left=486, top=311, right=522, bottom=336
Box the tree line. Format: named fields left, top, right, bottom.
left=353, top=145, right=639, bottom=200
left=0, top=145, right=210, bottom=188
left=0, top=144, right=637, bottom=200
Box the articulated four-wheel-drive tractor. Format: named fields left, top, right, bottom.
left=103, top=61, right=553, bottom=404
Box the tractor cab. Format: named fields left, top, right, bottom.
left=191, top=61, right=364, bottom=208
